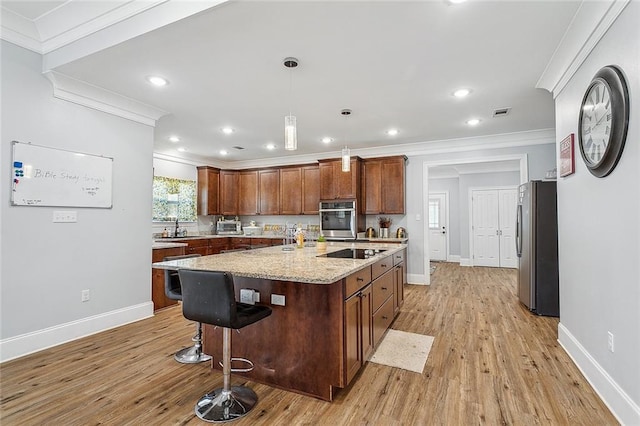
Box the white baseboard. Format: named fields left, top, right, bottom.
left=447, top=255, right=461, bottom=263
left=558, top=323, right=640, bottom=425
left=460, top=258, right=472, bottom=266
left=407, top=273, right=427, bottom=285
left=0, top=302, right=154, bottom=363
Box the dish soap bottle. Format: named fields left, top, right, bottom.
left=162, top=228, right=168, bottom=238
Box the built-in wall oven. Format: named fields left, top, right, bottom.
left=319, top=201, right=360, bottom=240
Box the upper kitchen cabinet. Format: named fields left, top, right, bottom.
left=197, top=166, right=220, bottom=216
left=363, top=156, right=406, bottom=214
left=238, top=169, right=280, bottom=216
left=319, top=157, right=361, bottom=201
left=219, top=170, right=239, bottom=216
left=258, top=168, right=280, bottom=215
left=280, top=165, right=320, bottom=215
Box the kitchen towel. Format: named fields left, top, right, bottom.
left=369, top=329, right=434, bottom=373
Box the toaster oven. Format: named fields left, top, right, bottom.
left=216, top=220, right=242, bottom=235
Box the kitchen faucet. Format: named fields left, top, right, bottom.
left=174, top=218, right=179, bottom=237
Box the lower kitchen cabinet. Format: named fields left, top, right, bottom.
left=344, top=282, right=373, bottom=384
left=151, top=246, right=185, bottom=311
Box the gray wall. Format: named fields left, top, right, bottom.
left=405, top=143, right=556, bottom=277
left=1, top=42, right=154, bottom=344
left=554, top=3, right=639, bottom=421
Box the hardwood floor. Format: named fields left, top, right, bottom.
left=1, top=263, right=617, bottom=425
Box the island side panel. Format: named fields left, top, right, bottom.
left=203, top=277, right=345, bottom=401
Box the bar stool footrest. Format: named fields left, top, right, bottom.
left=218, top=357, right=254, bottom=373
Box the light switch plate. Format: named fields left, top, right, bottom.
left=240, top=289, right=255, bottom=305
left=271, top=294, right=285, bottom=306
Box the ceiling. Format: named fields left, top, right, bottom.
left=1, top=0, right=582, bottom=166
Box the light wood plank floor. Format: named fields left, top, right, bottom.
left=1, top=263, right=617, bottom=425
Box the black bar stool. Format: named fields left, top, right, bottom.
left=178, top=269, right=272, bottom=423
left=164, top=254, right=212, bottom=364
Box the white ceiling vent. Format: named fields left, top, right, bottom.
left=493, top=107, right=511, bottom=117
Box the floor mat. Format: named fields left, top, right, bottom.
left=369, top=329, right=434, bottom=373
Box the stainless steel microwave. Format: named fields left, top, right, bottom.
left=319, top=201, right=359, bottom=240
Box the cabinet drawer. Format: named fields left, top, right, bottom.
left=393, top=250, right=405, bottom=266
left=186, top=239, right=209, bottom=248
left=372, top=270, right=394, bottom=312
left=372, top=255, right=393, bottom=280
left=372, top=297, right=394, bottom=347
left=345, top=266, right=372, bottom=299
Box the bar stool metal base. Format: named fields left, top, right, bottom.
left=195, top=386, right=258, bottom=423
left=174, top=345, right=212, bottom=364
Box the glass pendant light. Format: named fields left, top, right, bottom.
left=284, top=57, right=299, bottom=151
left=340, top=109, right=352, bottom=172
left=341, top=146, right=351, bottom=172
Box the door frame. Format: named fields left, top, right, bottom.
left=468, top=185, right=519, bottom=267
left=423, top=154, right=528, bottom=284
left=428, top=191, right=450, bottom=262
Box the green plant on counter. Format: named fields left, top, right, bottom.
left=378, top=217, right=392, bottom=228
left=317, top=234, right=326, bottom=242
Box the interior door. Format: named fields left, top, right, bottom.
left=472, top=190, right=500, bottom=267
left=498, top=189, right=518, bottom=268
left=428, top=193, right=448, bottom=261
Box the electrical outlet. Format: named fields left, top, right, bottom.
left=271, top=294, right=285, bottom=306
left=53, top=211, right=77, bottom=223
left=607, top=331, right=614, bottom=352
left=81, top=289, right=90, bottom=302
left=240, top=289, right=255, bottom=305
left=253, top=291, right=260, bottom=303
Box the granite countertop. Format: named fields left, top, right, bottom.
left=152, top=242, right=406, bottom=284
left=357, top=237, right=408, bottom=243
left=153, top=234, right=284, bottom=242
left=152, top=241, right=189, bottom=249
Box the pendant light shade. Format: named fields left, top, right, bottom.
left=285, top=114, right=297, bottom=151
left=342, top=146, right=351, bottom=172
left=284, top=57, right=299, bottom=151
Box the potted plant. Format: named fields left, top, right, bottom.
left=378, top=217, right=392, bottom=238
left=316, top=234, right=327, bottom=251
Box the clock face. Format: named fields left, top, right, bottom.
left=578, top=66, right=630, bottom=178
left=580, top=80, right=611, bottom=166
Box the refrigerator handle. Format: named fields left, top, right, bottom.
left=516, top=204, right=522, bottom=257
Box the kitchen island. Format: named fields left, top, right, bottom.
left=152, top=241, right=407, bottom=401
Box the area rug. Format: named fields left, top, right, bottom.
left=369, top=329, right=435, bottom=373
left=430, top=264, right=437, bottom=274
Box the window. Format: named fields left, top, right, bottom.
left=428, top=200, right=440, bottom=229
left=152, top=176, right=196, bottom=222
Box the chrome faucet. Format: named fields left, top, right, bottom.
left=174, top=218, right=179, bottom=237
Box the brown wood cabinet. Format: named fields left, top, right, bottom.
left=219, top=170, right=239, bottom=216
left=151, top=246, right=185, bottom=311
left=258, top=169, right=279, bottom=215
left=279, top=165, right=320, bottom=215
left=393, top=248, right=407, bottom=315
left=184, top=239, right=209, bottom=256
left=344, top=283, right=372, bottom=385
left=363, top=156, right=406, bottom=214
left=196, top=166, right=220, bottom=216
left=209, top=238, right=230, bottom=255
left=238, top=171, right=259, bottom=215
left=319, top=157, right=361, bottom=201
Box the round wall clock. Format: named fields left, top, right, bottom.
left=578, top=65, right=630, bottom=178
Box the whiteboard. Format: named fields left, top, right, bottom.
left=11, top=141, right=113, bottom=208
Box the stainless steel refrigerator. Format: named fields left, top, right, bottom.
left=516, top=180, right=559, bottom=317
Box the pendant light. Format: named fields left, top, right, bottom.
left=340, top=109, right=352, bottom=172
left=284, top=57, right=299, bottom=151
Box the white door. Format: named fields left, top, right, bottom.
left=471, top=188, right=518, bottom=268
left=428, top=193, right=448, bottom=261
left=498, top=189, right=518, bottom=268
left=472, top=190, right=500, bottom=267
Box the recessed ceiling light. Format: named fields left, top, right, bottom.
left=168, top=136, right=180, bottom=143
left=177, top=147, right=186, bottom=152
left=321, top=137, right=333, bottom=144
left=222, top=127, right=234, bottom=135
left=220, top=150, right=228, bottom=156
left=466, top=118, right=481, bottom=126
left=453, top=88, right=471, bottom=98
left=448, top=0, right=467, bottom=4
left=266, top=143, right=276, bottom=150
left=386, top=129, right=399, bottom=136
left=146, top=75, right=168, bottom=86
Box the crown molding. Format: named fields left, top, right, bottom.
left=44, top=71, right=169, bottom=127
left=536, top=0, right=630, bottom=97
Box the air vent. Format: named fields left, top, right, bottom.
left=232, top=146, right=245, bottom=150
left=493, top=108, right=511, bottom=117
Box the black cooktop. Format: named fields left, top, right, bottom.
left=318, top=248, right=386, bottom=259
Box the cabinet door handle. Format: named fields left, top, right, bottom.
left=381, top=264, right=387, bottom=268
left=357, top=277, right=364, bottom=282
left=381, top=287, right=388, bottom=290
left=382, top=316, right=388, bottom=320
